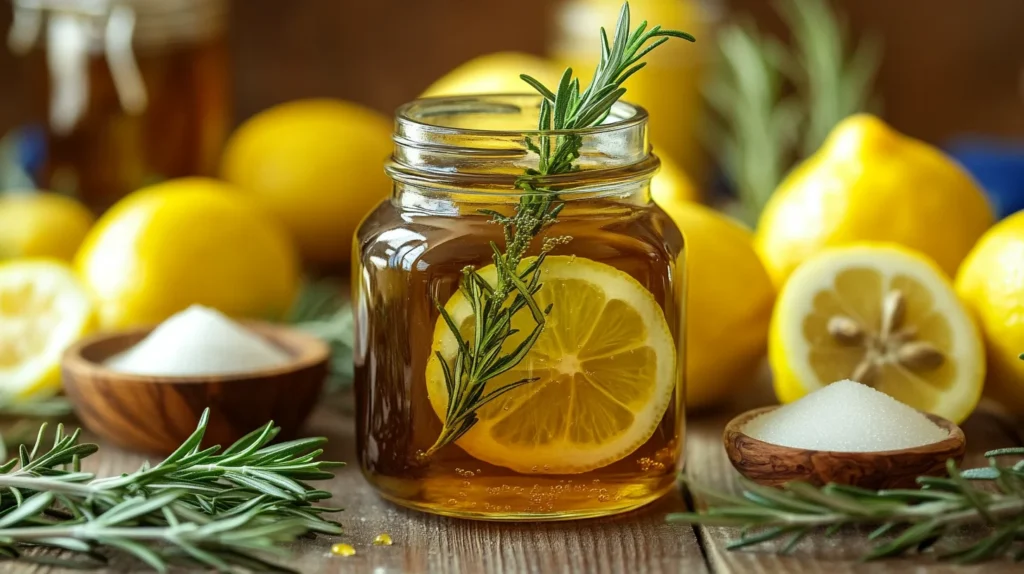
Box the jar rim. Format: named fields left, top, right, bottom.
left=394, top=93, right=650, bottom=138
left=388, top=93, right=657, bottom=200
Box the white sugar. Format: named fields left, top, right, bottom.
left=743, top=380, right=948, bottom=452
left=105, top=305, right=291, bottom=376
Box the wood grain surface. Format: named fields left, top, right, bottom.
left=0, top=383, right=1021, bottom=573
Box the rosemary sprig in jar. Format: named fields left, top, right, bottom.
left=670, top=450, right=1024, bottom=563
left=0, top=409, right=342, bottom=572
left=425, top=1, right=694, bottom=457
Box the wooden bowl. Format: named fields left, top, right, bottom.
left=62, top=321, right=330, bottom=455
left=723, top=406, right=966, bottom=489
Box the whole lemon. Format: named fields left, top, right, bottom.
left=421, top=52, right=563, bottom=98
left=75, top=178, right=299, bottom=329
left=221, top=99, right=393, bottom=266
left=755, top=114, right=993, bottom=287
left=655, top=201, right=775, bottom=410
left=0, top=192, right=93, bottom=261
left=955, top=211, right=1024, bottom=414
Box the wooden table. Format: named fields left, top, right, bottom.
left=1, top=386, right=1021, bottom=574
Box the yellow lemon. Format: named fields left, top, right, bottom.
left=955, top=211, right=1024, bottom=414
left=651, top=152, right=700, bottom=206
left=0, top=192, right=94, bottom=261
left=0, top=259, right=93, bottom=400
left=221, top=99, right=393, bottom=266
left=770, top=244, right=984, bottom=423
left=420, top=52, right=563, bottom=98
left=755, top=114, right=993, bottom=287
left=426, top=256, right=677, bottom=474
left=653, top=201, right=774, bottom=410
left=75, top=178, right=299, bottom=329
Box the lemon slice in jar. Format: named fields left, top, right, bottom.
left=425, top=256, right=677, bottom=474
left=769, top=244, right=984, bottom=423
left=0, top=260, right=94, bottom=400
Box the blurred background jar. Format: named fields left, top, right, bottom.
left=550, top=0, right=720, bottom=188
left=6, top=0, right=230, bottom=212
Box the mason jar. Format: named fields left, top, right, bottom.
left=7, top=0, right=230, bottom=211
left=353, top=94, right=686, bottom=521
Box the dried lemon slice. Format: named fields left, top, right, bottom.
left=426, top=256, right=677, bottom=474
left=0, top=260, right=94, bottom=400
left=769, top=244, right=984, bottom=423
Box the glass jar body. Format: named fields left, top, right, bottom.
left=353, top=96, right=686, bottom=520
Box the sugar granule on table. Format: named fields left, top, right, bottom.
left=105, top=305, right=291, bottom=376
left=743, top=380, right=949, bottom=452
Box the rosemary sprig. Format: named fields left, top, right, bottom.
left=426, top=1, right=694, bottom=457
left=671, top=449, right=1024, bottom=563
left=0, top=409, right=343, bottom=572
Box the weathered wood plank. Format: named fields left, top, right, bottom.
left=684, top=382, right=1024, bottom=574
left=0, top=399, right=708, bottom=574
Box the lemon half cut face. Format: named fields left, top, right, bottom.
left=770, top=244, right=984, bottom=424
left=0, top=260, right=94, bottom=401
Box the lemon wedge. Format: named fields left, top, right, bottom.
left=0, top=260, right=94, bottom=400
left=426, top=256, right=677, bottom=474
left=769, top=244, right=984, bottom=423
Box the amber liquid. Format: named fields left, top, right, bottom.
left=22, top=37, right=230, bottom=212
left=354, top=196, right=685, bottom=520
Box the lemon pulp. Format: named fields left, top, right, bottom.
left=0, top=260, right=93, bottom=400
left=426, top=256, right=677, bottom=474
left=770, top=244, right=984, bottom=423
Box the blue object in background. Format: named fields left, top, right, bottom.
left=0, top=124, right=47, bottom=191
left=945, top=137, right=1024, bottom=220
left=15, top=125, right=47, bottom=181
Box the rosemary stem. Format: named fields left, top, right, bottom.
left=705, top=497, right=1024, bottom=529
left=0, top=475, right=97, bottom=495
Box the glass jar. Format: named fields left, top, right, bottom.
left=353, top=94, right=686, bottom=521
left=6, top=0, right=230, bottom=212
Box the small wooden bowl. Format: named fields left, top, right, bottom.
left=62, top=322, right=330, bottom=455
left=723, top=406, right=966, bottom=489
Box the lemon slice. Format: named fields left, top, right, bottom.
left=0, top=260, right=94, bottom=400
left=769, top=244, right=984, bottom=423
left=426, top=256, right=677, bottom=474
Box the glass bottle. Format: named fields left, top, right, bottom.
left=6, top=0, right=230, bottom=212
left=353, top=94, right=686, bottom=520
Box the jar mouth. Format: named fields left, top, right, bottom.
left=394, top=93, right=649, bottom=138
left=388, top=94, right=657, bottom=198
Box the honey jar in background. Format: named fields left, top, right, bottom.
left=6, top=0, right=230, bottom=212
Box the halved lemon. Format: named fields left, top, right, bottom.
left=769, top=244, right=984, bottom=423
left=426, top=256, right=677, bottom=474
left=0, top=260, right=94, bottom=400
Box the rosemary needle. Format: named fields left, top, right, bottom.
left=426, top=1, right=694, bottom=457
left=0, top=409, right=343, bottom=572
